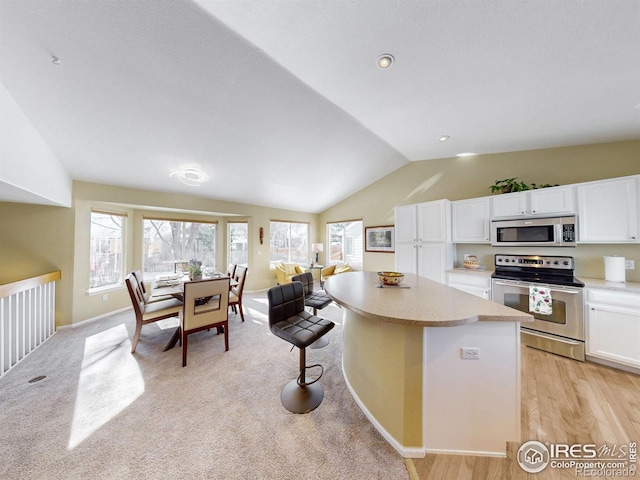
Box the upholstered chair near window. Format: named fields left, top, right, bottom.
left=180, top=278, right=230, bottom=367
left=274, top=262, right=307, bottom=284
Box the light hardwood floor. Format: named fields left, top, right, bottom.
left=407, top=346, right=640, bottom=480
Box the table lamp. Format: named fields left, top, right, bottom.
left=312, top=243, right=324, bottom=264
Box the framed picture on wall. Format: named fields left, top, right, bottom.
left=365, top=226, right=395, bottom=253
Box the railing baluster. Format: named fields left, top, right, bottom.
left=0, top=271, right=61, bottom=378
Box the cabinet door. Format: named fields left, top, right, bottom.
left=395, top=205, right=417, bottom=243
left=529, top=186, right=575, bottom=215
left=395, top=243, right=417, bottom=274
left=417, top=243, right=453, bottom=283
left=491, top=193, right=526, bottom=218
left=451, top=198, right=490, bottom=243
left=587, top=304, right=640, bottom=368
left=417, top=200, right=449, bottom=242
left=578, top=177, right=639, bottom=243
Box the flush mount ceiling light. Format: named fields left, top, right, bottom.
left=377, top=54, right=395, bottom=68
left=170, top=167, right=209, bottom=186
left=439, top=135, right=450, bottom=142
left=456, top=152, right=478, bottom=157
left=51, top=55, right=60, bottom=65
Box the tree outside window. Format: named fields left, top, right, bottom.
left=269, top=221, right=309, bottom=266
left=228, top=222, right=248, bottom=267
left=143, top=219, right=216, bottom=278
left=89, top=211, right=125, bottom=290
left=327, top=221, right=363, bottom=269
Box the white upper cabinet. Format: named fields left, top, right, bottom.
left=529, top=186, right=575, bottom=215
left=577, top=176, right=639, bottom=243
left=491, top=185, right=575, bottom=219
left=394, top=200, right=453, bottom=284
left=491, top=192, right=528, bottom=218
left=395, top=204, right=418, bottom=243
left=417, top=200, right=450, bottom=242
left=451, top=197, right=491, bottom=243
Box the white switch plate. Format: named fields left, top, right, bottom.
left=461, top=347, right=480, bottom=359
left=626, top=260, right=635, bottom=270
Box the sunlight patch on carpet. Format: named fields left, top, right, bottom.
left=68, top=323, right=144, bottom=449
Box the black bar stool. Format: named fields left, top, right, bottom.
left=267, top=282, right=335, bottom=413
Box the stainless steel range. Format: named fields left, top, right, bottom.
left=491, top=254, right=585, bottom=361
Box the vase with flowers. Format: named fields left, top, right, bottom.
left=188, top=259, right=203, bottom=281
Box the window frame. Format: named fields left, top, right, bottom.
left=227, top=221, right=249, bottom=267
left=142, top=217, right=218, bottom=280
left=88, top=209, right=127, bottom=293
left=326, top=220, right=363, bottom=269
left=269, top=220, right=310, bottom=267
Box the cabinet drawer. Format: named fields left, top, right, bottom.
left=447, top=273, right=491, bottom=289
left=587, top=289, right=640, bottom=309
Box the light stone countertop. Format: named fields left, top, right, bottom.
left=579, top=277, right=640, bottom=294
left=447, top=268, right=494, bottom=276
left=323, top=271, right=532, bottom=327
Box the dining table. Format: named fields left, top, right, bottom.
left=149, top=273, right=237, bottom=351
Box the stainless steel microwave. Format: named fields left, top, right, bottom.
left=491, top=215, right=577, bottom=247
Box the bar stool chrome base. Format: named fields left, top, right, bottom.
left=281, top=378, right=324, bottom=414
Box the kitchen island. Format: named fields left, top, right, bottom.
left=323, top=271, right=532, bottom=458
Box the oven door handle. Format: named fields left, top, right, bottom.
left=521, top=328, right=582, bottom=346
left=493, top=280, right=580, bottom=295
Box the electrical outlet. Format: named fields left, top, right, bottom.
left=625, top=260, right=635, bottom=270
left=461, top=347, right=480, bottom=360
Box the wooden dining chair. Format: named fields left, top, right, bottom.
left=227, top=263, right=236, bottom=278
left=229, top=265, right=247, bottom=322
left=132, top=269, right=173, bottom=303
left=125, top=273, right=183, bottom=353
left=180, top=277, right=230, bottom=367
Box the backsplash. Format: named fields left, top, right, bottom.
left=455, top=243, right=640, bottom=283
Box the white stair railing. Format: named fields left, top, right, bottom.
left=0, top=271, right=61, bottom=378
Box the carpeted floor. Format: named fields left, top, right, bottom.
left=0, top=291, right=408, bottom=480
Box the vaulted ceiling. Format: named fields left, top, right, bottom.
left=1, top=0, right=639, bottom=213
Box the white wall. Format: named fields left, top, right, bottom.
left=0, top=81, right=72, bottom=207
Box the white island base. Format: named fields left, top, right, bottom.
left=341, top=308, right=521, bottom=458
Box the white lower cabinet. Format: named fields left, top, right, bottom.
left=586, top=289, right=640, bottom=370
left=447, top=271, right=491, bottom=299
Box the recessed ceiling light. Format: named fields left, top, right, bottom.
left=170, top=167, right=209, bottom=186
left=377, top=54, right=395, bottom=68
left=456, top=152, right=477, bottom=157
left=439, top=135, right=450, bottom=142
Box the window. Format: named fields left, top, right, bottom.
left=228, top=222, right=248, bottom=267
left=327, top=221, right=363, bottom=269
left=89, top=211, right=126, bottom=290
left=270, top=221, right=309, bottom=266
left=143, top=219, right=217, bottom=277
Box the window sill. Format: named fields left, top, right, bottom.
left=87, top=284, right=125, bottom=296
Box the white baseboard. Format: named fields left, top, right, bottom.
left=59, top=307, right=132, bottom=329
left=341, top=356, right=426, bottom=459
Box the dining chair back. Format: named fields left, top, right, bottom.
left=227, top=263, right=236, bottom=278
left=132, top=269, right=173, bottom=304
left=180, top=277, right=230, bottom=367
left=125, top=273, right=183, bottom=353
left=229, top=265, right=248, bottom=322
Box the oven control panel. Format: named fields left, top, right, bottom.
left=494, top=254, right=574, bottom=270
